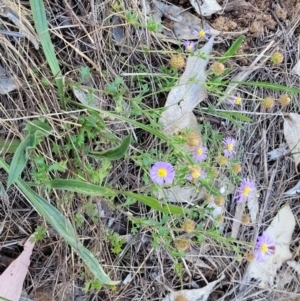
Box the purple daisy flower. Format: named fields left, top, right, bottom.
left=223, top=137, right=237, bottom=158
left=187, top=166, right=206, bottom=182
left=234, top=178, right=256, bottom=203
left=193, top=28, right=211, bottom=40
left=193, top=143, right=208, bottom=162
left=150, top=161, right=175, bottom=185
left=254, top=231, right=275, bottom=263
left=183, top=40, right=195, bottom=52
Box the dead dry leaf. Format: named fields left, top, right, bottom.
left=0, top=236, right=35, bottom=301
left=190, top=0, right=222, bottom=16
left=185, top=247, right=212, bottom=270
left=146, top=0, right=220, bottom=41
left=292, top=60, right=300, bottom=76
left=244, top=204, right=295, bottom=287
left=284, top=113, right=300, bottom=167
left=159, top=37, right=214, bottom=134
left=287, top=260, right=300, bottom=275
left=247, top=193, right=259, bottom=223
left=231, top=202, right=245, bottom=239
left=0, top=64, right=17, bottom=95
left=162, top=274, right=224, bottom=301
left=284, top=180, right=300, bottom=195
left=267, top=144, right=289, bottom=160
left=156, top=185, right=206, bottom=203
left=0, top=2, right=39, bottom=50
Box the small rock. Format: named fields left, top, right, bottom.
left=213, top=16, right=237, bottom=31
left=274, top=5, right=287, bottom=20
left=249, top=20, right=263, bottom=34
left=263, top=14, right=277, bottom=30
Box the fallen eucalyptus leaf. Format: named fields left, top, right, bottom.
left=292, top=60, right=300, bottom=76
left=0, top=65, right=17, bottom=95
left=159, top=37, right=214, bottom=134
left=185, top=247, right=212, bottom=270
left=287, top=260, right=300, bottom=274
left=146, top=0, right=220, bottom=40
left=190, top=0, right=222, bottom=16
left=247, top=193, right=259, bottom=223
left=162, top=274, right=224, bottom=301
left=0, top=2, right=39, bottom=49
left=231, top=202, right=245, bottom=239
left=0, top=237, right=35, bottom=301
left=267, top=144, right=289, bottom=160
left=112, top=16, right=125, bottom=43
left=207, top=201, right=223, bottom=218
left=156, top=185, right=206, bottom=203
left=244, top=204, right=295, bottom=287
left=284, top=113, right=300, bottom=167
left=284, top=181, right=300, bottom=195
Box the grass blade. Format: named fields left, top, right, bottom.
left=29, top=0, right=65, bottom=108
left=88, top=135, right=131, bottom=160
left=0, top=158, right=119, bottom=285
left=7, top=121, right=52, bottom=188
left=122, top=191, right=186, bottom=215
left=219, top=36, right=244, bottom=63
left=48, top=179, right=116, bottom=197
left=48, top=179, right=186, bottom=215
left=232, top=81, right=300, bottom=93
left=7, top=134, right=31, bottom=188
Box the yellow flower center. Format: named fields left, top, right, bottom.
left=197, top=148, right=203, bottom=155
left=187, top=44, right=192, bottom=51
left=261, top=243, right=268, bottom=253
left=227, top=143, right=234, bottom=151
left=199, top=30, right=205, bottom=37
left=235, top=97, right=242, bottom=104
left=157, top=168, right=167, bottom=178
left=191, top=170, right=200, bottom=179
left=243, top=186, right=251, bottom=196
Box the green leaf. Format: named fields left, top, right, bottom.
left=0, top=297, right=13, bottom=301
left=26, top=120, right=52, bottom=135
left=29, top=0, right=65, bottom=108
left=7, top=121, right=51, bottom=188
left=232, top=81, right=300, bottom=93
left=229, top=112, right=251, bottom=122
left=88, top=135, right=131, bottom=161
left=203, top=107, right=251, bottom=127
left=48, top=179, right=116, bottom=197
left=219, top=36, right=244, bottom=63
left=0, top=158, right=119, bottom=286
left=121, top=191, right=186, bottom=215
left=7, top=134, right=31, bottom=188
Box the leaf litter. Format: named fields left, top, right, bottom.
left=244, top=204, right=296, bottom=287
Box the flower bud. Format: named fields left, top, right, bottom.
left=261, top=96, right=275, bottom=109
left=211, top=62, right=225, bottom=76
left=174, top=238, right=190, bottom=251
left=279, top=94, right=291, bottom=106
left=270, top=51, right=284, bottom=64
left=232, top=163, right=242, bottom=174
left=186, top=132, right=201, bottom=147
left=214, top=196, right=225, bottom=206
left=182, top=219, right=196, bottom=233
left=241, top=214, right=251, bottom=225
left=170, top=55, right=186, bottom=70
